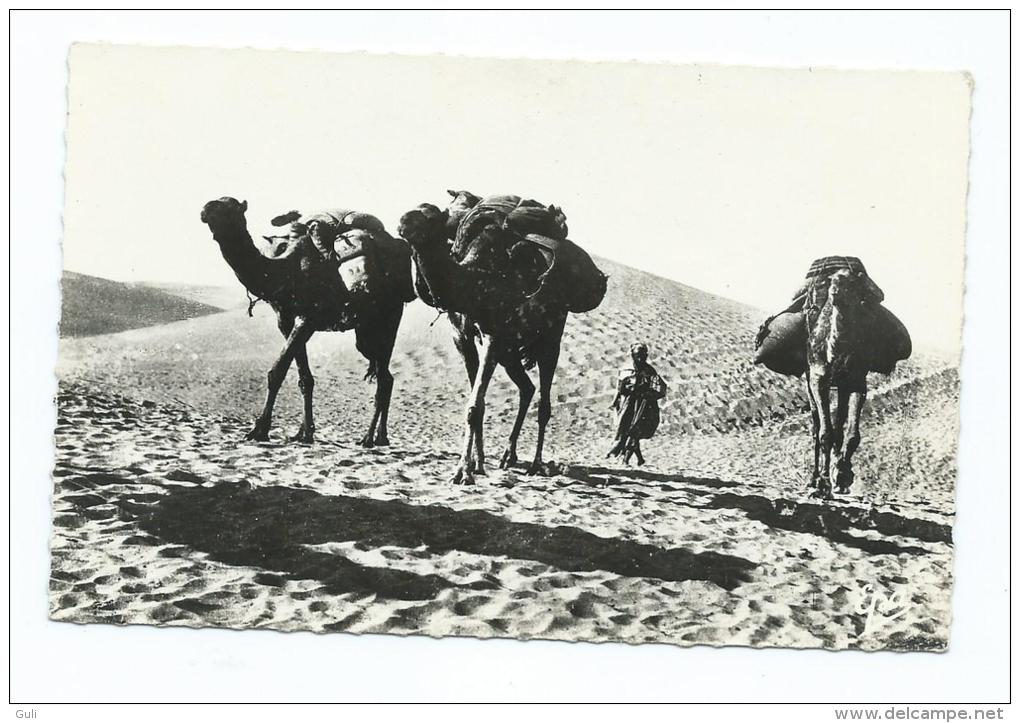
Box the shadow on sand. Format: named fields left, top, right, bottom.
left=133, top=481, right=758, bottom=601
left=559, top=465, right=952, bottom=557
left=703, top=493, right=952, bottom=556
left=564, top=464, right=742, bottom=491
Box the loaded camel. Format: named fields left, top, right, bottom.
left=754, top=256, right=912, bottom=499
left=398, top=193, right=606, bottom=485
left=200, top=197, right=414, bottom=446
left=804, top=267, right=876, bottom=498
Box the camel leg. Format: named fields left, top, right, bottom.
left=359, top=399, right=381, bottom=448
left=804, top=373, right=822, bottom=489
left=368, top=307, right=401, bottom=447
left=247, top=318, right=314, bottom=442
left=451, top=314, right=484, bottom=465
left=499, top=356, right=535, bottom=470
left=372, top=365, right=394, bottom=446
left=451, top=314, right=480, bottom=385
left=354, top=307, right=400, bottom=448
left=288, top=345, right=315, bottom=443
left=453, top=334, right=497, bottom=485
left=829, top=386, right=850, bottom=490
left=835, top=385, right=867, bottom=494
left=527, top=341, right=561, bottom=476
left=807, top=369, right=834, bottom=499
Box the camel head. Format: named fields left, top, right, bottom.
left=200, top=197, right=248, bottom=237
left=828, top=268, right=870, bottom=310
left=398, top=203, right=449, bottom=251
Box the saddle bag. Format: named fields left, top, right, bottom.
left=753, top=306, right=912, bottom=377
left=523, top=234, right=608, bottom=313
left=334, top=229, right=377, bottom=300
left=334, top=229, right=416, bottom=305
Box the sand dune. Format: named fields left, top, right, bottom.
left=60, top=271, right=224, bottom=337
left=51, top=260, right=958, bottom=650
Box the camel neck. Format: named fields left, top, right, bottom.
left=410, top=242, right=464, bottom=311
left=825, top=300, right=853, bottom=361
left=213, top=225, right=280, bottom=301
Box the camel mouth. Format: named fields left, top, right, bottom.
left=201, top=200, right=226, bottom=225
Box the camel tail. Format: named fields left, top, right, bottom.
left=364, top=359, right=378, bottom=382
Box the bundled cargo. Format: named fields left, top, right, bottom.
left=333, top=228, right=416, bottom=305
left=268, top=207, right=414, bottom=306
left=444, top=192, right=602, bottom=313
left=517, top=234, right=608, bottom=314
left=453, top=194, right=569, bottom=261
left=272, top=208, right=387, bottom=238
left=754, top=256, right=911, bottom=377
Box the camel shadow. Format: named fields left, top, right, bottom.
left=551, top=465, right=951, bottom=557
left=563, top=464, right=742, bottom=492
left=134, top=481, right=758, bottom=600
left=702, top=493, right=951, bottom=556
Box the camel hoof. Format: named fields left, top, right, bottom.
left=374, top=435, right=390, bottom=447
left=358, top=435, right=375, bottom=448
left=526, top=461, right=548, bottom=477
left=244, top=426, right=270, bottom=442
left=451, top=467, right=476, bottom=486
left=810, top=477, right=833, bottom=500
left=499, top=449, right=518, bottom=470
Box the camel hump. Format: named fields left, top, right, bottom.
left=522, top=234, right=607, bottom=314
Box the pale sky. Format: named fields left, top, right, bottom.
left=63, top=43, right=971, bottom=351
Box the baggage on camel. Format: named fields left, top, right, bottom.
left=449, top=194, right=603, bottom=314
left=268, top=208, right=415, bottom=305
left=517, top=234, right=608, bottom=314
left=753, top=256, right=911, bottom=377
left=453, top=194, right=570, bottom=258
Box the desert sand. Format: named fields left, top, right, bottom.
left=51, top=259, right=959, bottom=651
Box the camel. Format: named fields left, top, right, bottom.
left=398, top=198, right=605, bottom=485
left=200, top=197, right=413, bottom=446
left=804, top=267, right=876, bottom=498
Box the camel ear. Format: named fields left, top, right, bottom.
left=447, top=189, right=458, bottom=198
left=240, top=199, right=248, bottom=212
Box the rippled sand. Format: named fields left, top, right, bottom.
left=51, top=261, right=958, bottom=651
